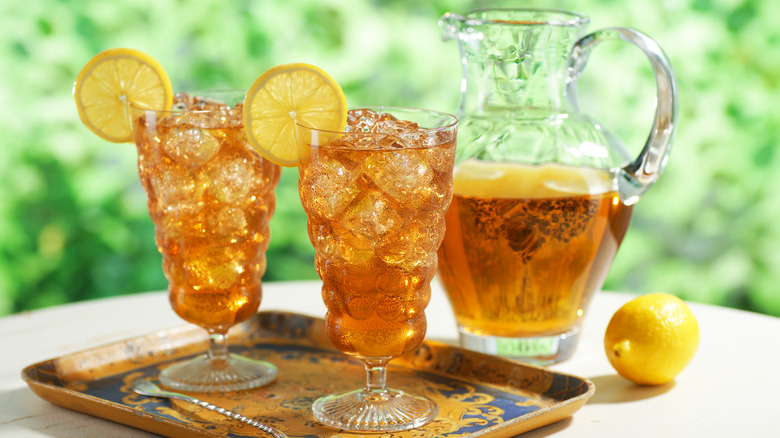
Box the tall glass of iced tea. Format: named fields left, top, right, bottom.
left=297, top=107, right=457, bottom=432
left=130, top=91, right=281, bottom=392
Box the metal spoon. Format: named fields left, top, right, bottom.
left=132, top=379, right=287, bottom=438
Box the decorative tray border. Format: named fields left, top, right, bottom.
left=22, top=311, right=593, bottom=437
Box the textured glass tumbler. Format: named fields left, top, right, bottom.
left=297, top=107, right=458, bottom=431
left=130, top=90, right=281, bottom=392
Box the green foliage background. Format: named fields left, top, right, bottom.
left=2, top=0, right=779, bottom=317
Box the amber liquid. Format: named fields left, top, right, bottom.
left=133, top=102, right=280, bottom=333
left=299, top=125, right=456, bottom=358
left=437, top=162, right=633, bottom=337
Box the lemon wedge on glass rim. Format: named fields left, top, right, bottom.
left=243, top=63, right=348, bottom=167
left=73, top=48, right=174, bottom=143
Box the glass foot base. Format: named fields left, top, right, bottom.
left=458, top=326, right=581, bottom=365
left=313, top=388, right=438, bottom=432
left=160, top=353, right=277, bottom=392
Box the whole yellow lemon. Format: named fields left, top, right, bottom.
left=604, top=293, right=700, bottom=385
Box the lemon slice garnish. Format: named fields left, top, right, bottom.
left=74, top=48, right=173, bottom=143
left=243, top=63, right=347, bottom=167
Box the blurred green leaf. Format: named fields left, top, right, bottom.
left=2, top=0, right=780, bottom=319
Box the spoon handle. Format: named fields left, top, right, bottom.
left=188, top=397, right=287, bottom=438
left=132, top=380, right=286, bottom=438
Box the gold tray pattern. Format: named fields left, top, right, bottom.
left=22, top=311, right=593, bottom=437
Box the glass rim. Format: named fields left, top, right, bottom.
left=454, top=8, right=589, bottom=27
left=294, top=106, right=459, bottom=136
left=127, top=89, right=246, bottom=115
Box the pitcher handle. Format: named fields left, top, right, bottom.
left=567, top=28, right=678, bottom=204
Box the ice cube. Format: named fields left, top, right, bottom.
left=346, top=108, right=380, bottom=132
left=342, top=190, right=401, bottom=240
left=407, top=182, right=453, bottom=215
left=339, top=134, right=371, bottom=150
left=376, top=222, right=442, bottom=266
left=162, top=126, right=221, bottom=166
left=204, top=155, right=255, bottom=205
left=183, top=244, right=241, bottom=290
left=334, top=229, right=375, bottom=264
left=148, top=165, right=204, bottom=207
left=371, top=118, right=419, bottom=136
left=207, top=205, right=248, bottom=238
left=154, top=201, right=202, bottom=241
left=376, top=134, right=410, bottom=150
left=362, top=149, right=433, bottom=204
left=300, top=153, right=360, bottom=219
left=172, top=92, right=227, bottom=109
left=314, top=230, right=376, bottom=293
left=171, top=92, right=192, bottom=111
left=190, top=95, right=230, bottom=111
left=309, top=222, right=334, bottom=255
left=421, top=141, right=456, bottom=173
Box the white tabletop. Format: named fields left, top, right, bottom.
left=2, top=279, right=778, bottom=437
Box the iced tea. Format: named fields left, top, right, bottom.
left=132, top=93, right=280, bottom=333
left=438, top=160, right=632, bottom=354
left=298, top=109, right=456, bottom=358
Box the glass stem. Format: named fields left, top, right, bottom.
left=363, top=357, right=390, bottom=394
left=207, top=332, right=230, bottom=361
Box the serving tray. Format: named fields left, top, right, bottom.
left=22, top=311, right=593, bottom=437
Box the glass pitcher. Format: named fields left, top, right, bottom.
left=437, top=8, right=677, bottom=364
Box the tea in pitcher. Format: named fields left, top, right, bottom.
left=438, top=160, right=633, bottom=361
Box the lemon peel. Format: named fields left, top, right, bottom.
left=604, top=293, right=700, bottom=385
left=74, top=48, right=173, bottom=143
